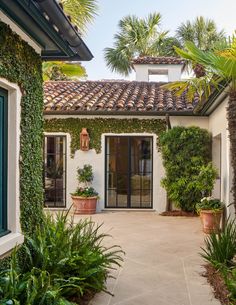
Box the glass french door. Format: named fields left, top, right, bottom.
left=0, top=88, right=7, bottom=234
left=44, top=136, right=66, bottom=208
left=105, top=136, right=153, bottom=208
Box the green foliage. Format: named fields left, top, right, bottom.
left=201, top=219, right=236, bottom=267
left=72, top=186, right=98, bottom=197
left=72, top=165, right=98, bottom=197
left=196, top=197, right=223, bottom=212
left=160, top=126, right=214, bottom=212
left=104, top=13, right=177, bottom=75
left=176, top=16, right=226, bottom=51
left=61, top=0, right=98, bottom=35
left=43, top=62, right=87, bottom=81
left=77, top=164, right=94, bottom=184
left=44, top=118, right=166, bottom=156
left=0, top=22, right=44, bottom=234
left=0, top=212, right=124, bottom=304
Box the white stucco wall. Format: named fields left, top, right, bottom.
left=0, top=78, right=24, bottom=256
left=44, top=114, right=212, bottom=213
left=133, top=64, right=182, bottom=82
left=208, top=97, right=233, bottom=216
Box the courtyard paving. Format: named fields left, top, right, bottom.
left=74, top=212, right=220, bottom=305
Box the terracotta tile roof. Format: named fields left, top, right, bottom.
left=132, top=56, right=185, bottom=65
left=44, top=81, right=198, bottom=114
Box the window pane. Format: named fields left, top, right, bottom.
left=44, top=136, right=66, bottom=208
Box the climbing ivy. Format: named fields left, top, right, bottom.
left=44, top=118, right=166, bottom=155
left=0, top=22, right=44, bottom=234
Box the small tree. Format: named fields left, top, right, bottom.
left=160, top=126, right=217, bottom=212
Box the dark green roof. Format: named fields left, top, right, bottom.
left=0, top=0, right=93, bottom=61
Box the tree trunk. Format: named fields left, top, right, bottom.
left=227, top=90, right=236, bottom=214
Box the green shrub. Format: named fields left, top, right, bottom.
left=159, top=126, right=215, bottom=212
left=0, top=211, right=124, bottom=304
left=201, top=219, right=236, bottom=267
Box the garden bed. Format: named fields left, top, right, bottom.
left=203, top=264, right=232, bottom=305
left=160, top=210, right=197, bottom=217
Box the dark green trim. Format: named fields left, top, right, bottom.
left=0, top=0, right=93, bottom=61
left=0, top=87, right=8, bottom=233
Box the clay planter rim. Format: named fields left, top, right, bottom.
left=199, top=209, right=223, bottom=214
left=71, top=195, right=98, bottom=200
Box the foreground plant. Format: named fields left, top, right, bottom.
left=201, top=219, right=236, bottom=267
left=0, top=211, right=124, bottom=304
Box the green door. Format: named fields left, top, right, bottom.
left=0, top=88, right=7, bottom=235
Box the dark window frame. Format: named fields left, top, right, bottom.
left=0, top=88, right=8, bottom=236
left=44, top=135, right=67, bottom=208
left=105, top=136, right=153, bottom=209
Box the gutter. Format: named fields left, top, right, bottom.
left=33, top=0, right=93, bottom=61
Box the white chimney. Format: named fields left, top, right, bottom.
left=132, top=57, right=184, bottom=82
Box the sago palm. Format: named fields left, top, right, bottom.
left=164, top=41, right=236, bottom=213
left=104, top=13, right=176, bottom=76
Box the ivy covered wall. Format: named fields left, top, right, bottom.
left=44, top=117, right=167, bottom=155
left=0, top=22, right=43, bottom=234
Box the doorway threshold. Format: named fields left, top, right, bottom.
left=101, top=209, right=156, bottom=212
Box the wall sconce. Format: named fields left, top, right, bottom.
left=80, top=128, right=90, bottom=151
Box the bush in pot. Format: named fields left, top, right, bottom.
left=71, top=164, right=98, bottom=214
left=196, top=197, right=224, bottom=234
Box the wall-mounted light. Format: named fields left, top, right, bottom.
left=80, top=128, right=90, bottom=151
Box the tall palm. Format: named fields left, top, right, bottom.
left=164, top=41, right=236, bottom=213
left=176, top=17, right=226, bottom=78
left=176, top=16, right=226, bottom=51
left=104, top=13, right=176, bottom=76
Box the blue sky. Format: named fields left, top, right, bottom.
left=83, top=0, right=236, bottom=80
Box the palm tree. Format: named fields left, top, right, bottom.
left=43, top=0, right=98, bottom=80
left=176, top=16, right=226, bottom=51
left=104, top=13, right=177, bottom=76
left=61, top=0, right=98, bottom=34
left=164, top=41, right=236, bottom=213
left=43, top=62, right=87, bottom=81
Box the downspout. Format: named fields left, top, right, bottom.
left=165, top=113, right=171, bottom=211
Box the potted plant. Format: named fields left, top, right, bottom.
left=196, top=197, right=224, bottom=234
left=71, top=164, right=98, bottom=214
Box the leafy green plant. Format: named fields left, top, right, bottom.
left=196, top=197, right=223, bottom=212
left=201, top=219, right=236, bottom=267
left=0, top=249, right=73, bottom=305
left=159, top=126, right=216, bottom=212
left=77, top=164, right=93, bottom=184
left=44, top=118, right=166, bottom=156
left=72, top=164, right=98, bottom=197
left=20, top=211, right=123, bottom=302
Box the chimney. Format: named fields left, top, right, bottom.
left=132, top=57, right=185, bottom=82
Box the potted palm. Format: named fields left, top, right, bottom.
left=196, top=197, right=224, bottom=234
left=71, top=164, right=98, bottom=214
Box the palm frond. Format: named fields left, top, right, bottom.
left=61, top=0, right=98, bottom=34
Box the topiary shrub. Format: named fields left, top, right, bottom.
left=159, top=126, right=216, bottom=212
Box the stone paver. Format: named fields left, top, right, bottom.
left=74, top=212, right=221, bottom=305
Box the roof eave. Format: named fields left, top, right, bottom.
left=43, top=110, right=201, bottom=117
left=0, top=0, right=93, bottom=61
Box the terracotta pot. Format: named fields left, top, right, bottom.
left=71, top=196, right=97, bottom=214
left=200, top=209, right=222, bottom=234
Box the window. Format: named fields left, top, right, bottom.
left=0, top=88, right=8, bottom=235
left=44, top=136, right=66, bottom=208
